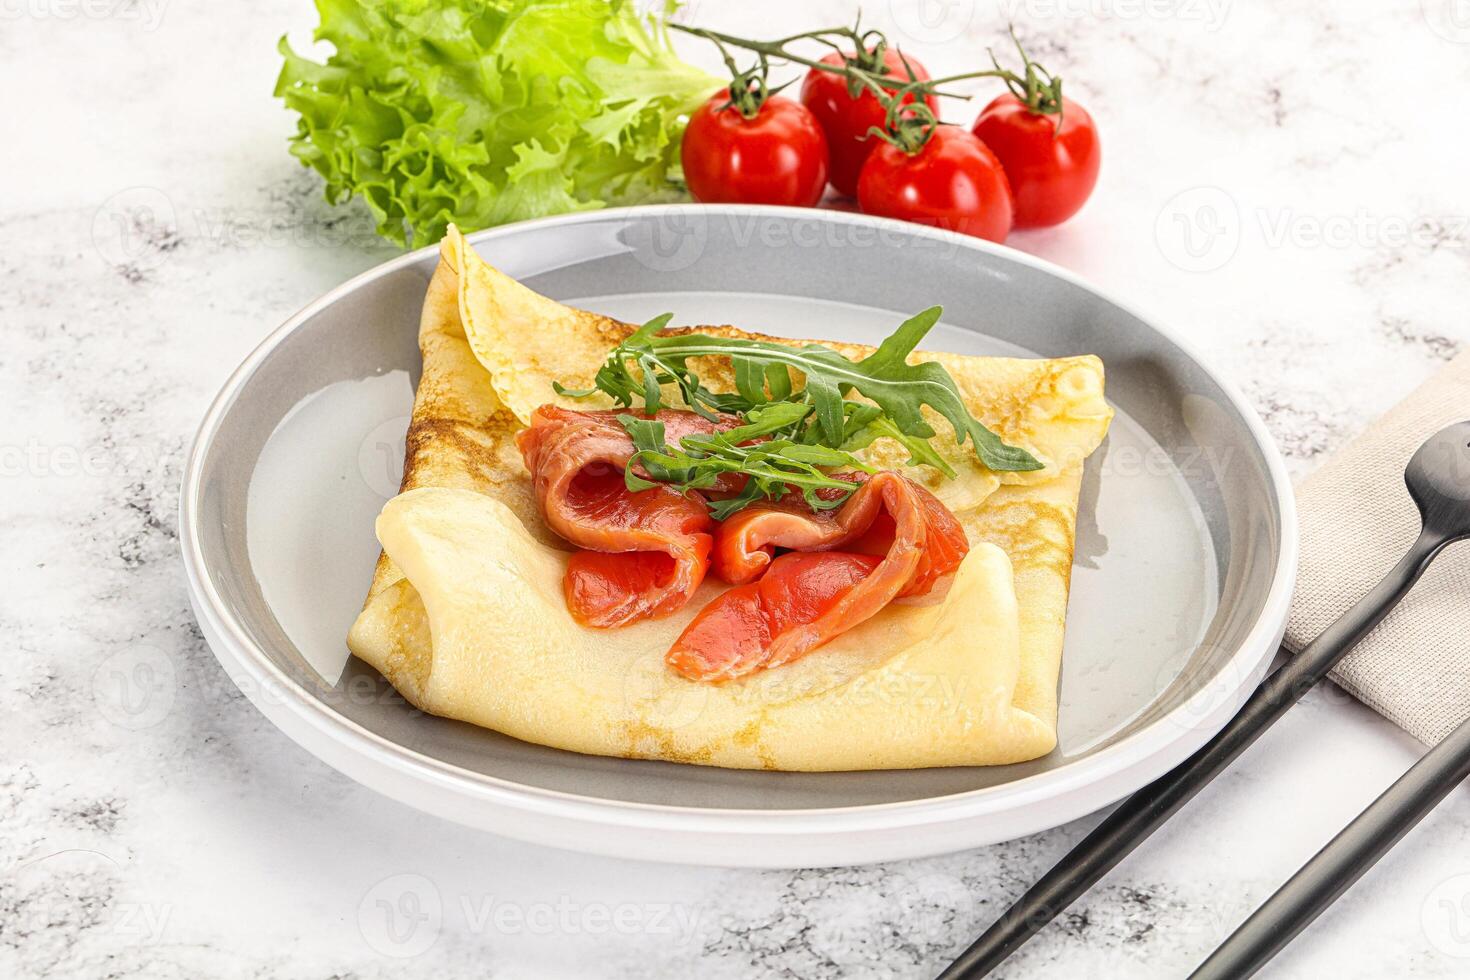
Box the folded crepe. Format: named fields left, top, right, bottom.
left=347, top=227, right=1112, bottom=771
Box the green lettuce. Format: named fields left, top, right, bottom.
left=275, top=0, right=720, bottom=246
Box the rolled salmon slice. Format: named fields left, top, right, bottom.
left=671, top=473, right=971, bottom=680
left=517, top=406, right=726, bottom=627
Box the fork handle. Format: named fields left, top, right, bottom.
left=1191, top=710, right=1470, bottom=979
left=937, top=526, right=1449, bottom=979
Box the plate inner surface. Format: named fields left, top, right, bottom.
left=245, top=289, right=1218, bottom=810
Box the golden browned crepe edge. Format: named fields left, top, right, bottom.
left=352, top=251, right=552, bottom=706
left=349, top=241, right=1099, bottom=763
left=975, top=468, right=1083, bottom=728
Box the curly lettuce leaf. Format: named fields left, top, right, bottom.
left=275, top=0, right=720, bottom=246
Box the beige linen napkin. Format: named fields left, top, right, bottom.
left=1286, top=350, right=1470, bottom=745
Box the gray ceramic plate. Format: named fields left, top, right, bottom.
left=181, top=206, right=1296, bottom=867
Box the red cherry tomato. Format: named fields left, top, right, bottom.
left=856, top=127, right=1014, bottom=243
left=681, top=93, right=829, bottom=208
left=800, top=48, right=938, bottom=198
left=971, top=94, right=1100, bottom=228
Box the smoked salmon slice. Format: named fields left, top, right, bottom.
left=669, top=473, right=970, bottom=681
left=517, top=406, right=728, bottom=627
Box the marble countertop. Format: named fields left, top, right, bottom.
left=8, top=1, right=1470, bottom=977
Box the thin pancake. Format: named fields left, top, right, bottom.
left=347, top=231, right=1108, bottom=770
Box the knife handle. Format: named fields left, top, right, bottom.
left=1191, top=707, right=1470, bottom=979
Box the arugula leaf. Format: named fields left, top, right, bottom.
left=855, top=307, right=1043, bottom=472
left=707, top=483, right=770, bottom=522
left=843, top=414, right=958, bottom=479
left=615, top=415, right=679, bottom=490
left=615, top=409, right=872, bottom=517
left=719, top=402, right=812, bottom=440
left=579, top=307, right=1042, bottom=473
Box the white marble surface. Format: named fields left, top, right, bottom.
left=7, top=1, right=1470, bottom=977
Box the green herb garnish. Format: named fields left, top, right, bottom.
left=619, top=404, right=876, bottom=518
left=557, top=307, right=1042, bottom=515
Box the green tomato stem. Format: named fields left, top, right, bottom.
left=672, top=21, right=1066, bottom=150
